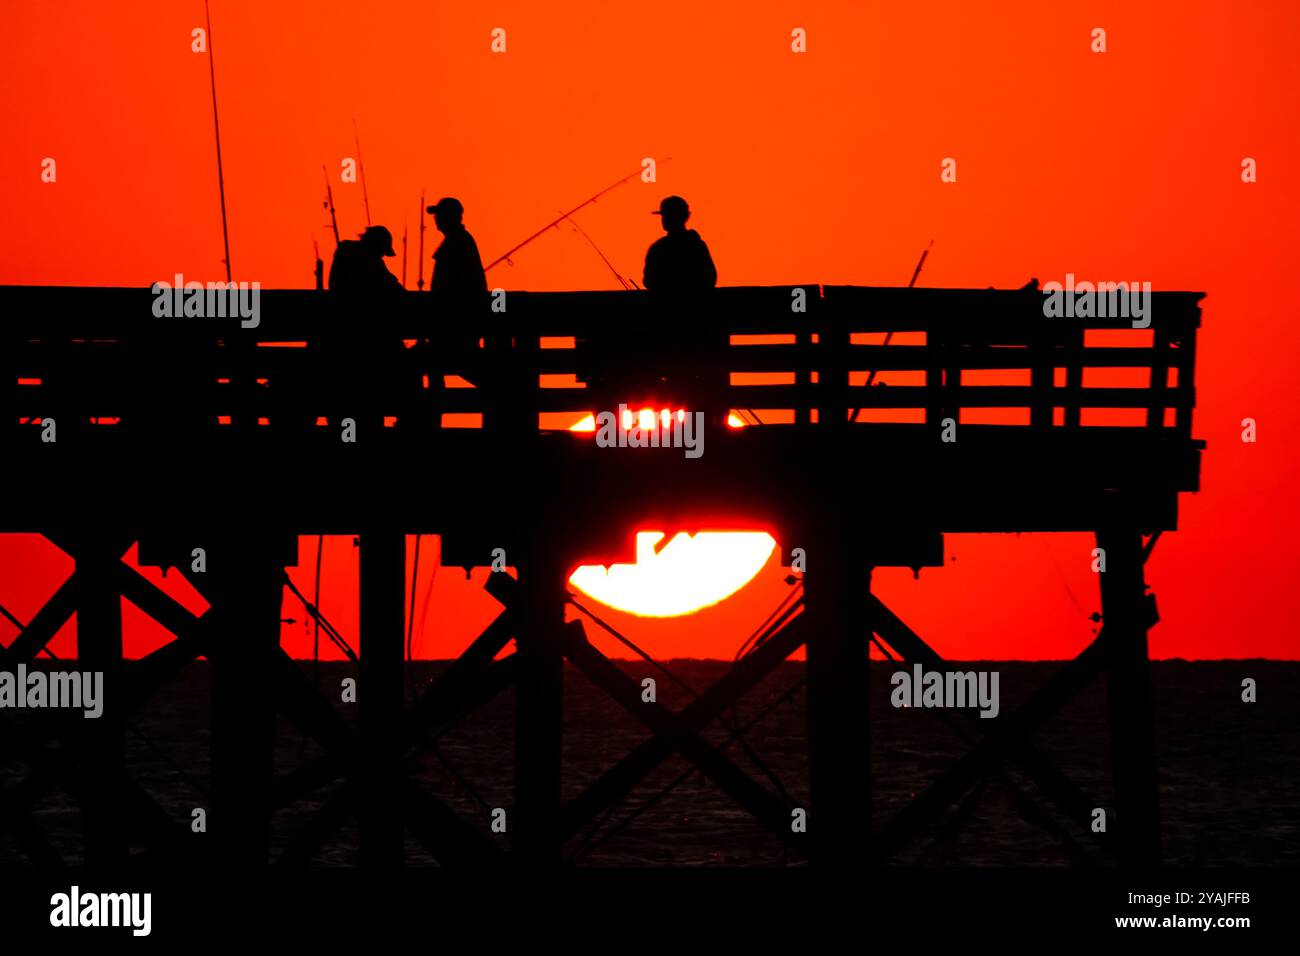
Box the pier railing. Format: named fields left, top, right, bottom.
left=1, top=284, right=1201, bottom=442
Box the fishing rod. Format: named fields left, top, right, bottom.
left=322, top=165, right=340, bottom=247
left=855, top=240, right=934, bottom=419
left=352, top=118, right=372, bottom=227
left=906, top=239, right=933, bottom=290
left=485, top=158, right=671, bottom=272
left=203, top=0, right=232, bottom=283
left=417, top=189, right=426, bottom=291
left=401, top=215, right=409, bottom=289
left=567, top=217, right=634, bottom=290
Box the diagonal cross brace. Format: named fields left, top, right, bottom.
left=868, top=593, right=1115, bottom=856
left=561, top=612, right=809, bottom=840
left=562, top=622, right=798, bottom=845
left=871, top=628, right=1130, bottom=861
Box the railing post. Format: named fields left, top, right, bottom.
left=1147, top=324, right=1172, bottom=430
left=1030, top=311, right=1054, bottom=430
left=1177, top=329, right=1197, bottom=438
left=1064, top=325, right=1083, bottom=429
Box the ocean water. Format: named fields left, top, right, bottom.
left=2, top=660, right=1295, bottom=866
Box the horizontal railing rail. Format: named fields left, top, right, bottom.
left=0, top=285, right=1202, bottom=441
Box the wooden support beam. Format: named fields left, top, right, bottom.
left=404, top=604, right=516, bottom=749
left=75, top=536, right=128, bottom=865
left=117, top=547, right=514, bottom=866
left=5, top=572, right=80, bottom=662
left=276, top=653, right=519, bottom=814
left=561, top=612, right=807, bottom=839
left=359, top=529, right=406, bottom=866
left=118, top=559, right=362, bottom=830
left=406, top=654, right=519, bottom=748
left=873, top=635, right=1110, bottom=861
left=563, top=627, right=797, bottom=843
left=194, top=537, right=287, bottom=867
left=868, top=593, right=1113, bottom=855
left=273, top=645, right=356, bottom=753
left=265, top=590, right=522, bottom=854
left=401, top=780, right=504, bottom=867
left=1097, top=519, right=1162, bottom=865
left=802, top=523, right=870, bottom=867
left=275, top=780, right=359, bottom=866
left=274, top=654, right=517, bottom=863
left=0, top=704, right=184, bottom=863
left=512, top=549, right=566, bottom=866
left=0, top=568, right=184, bottom=863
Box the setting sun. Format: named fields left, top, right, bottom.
left=569, top=530, right=777, bottom=617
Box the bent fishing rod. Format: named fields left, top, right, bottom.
left=853, top=240, right=934, bottom=421
left=484, top=158, right=671, bottom=272
left=352, top=119, right=372, bottom=227
left=204, top=0, right=232, bottom=283
left=567, top=217, right=637, bottom=290
left=322, top=165, right=341, bottom=247
left=863, top=239, right=932, bottom=388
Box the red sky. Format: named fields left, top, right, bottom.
left=1, top=1, right=1297, bottom=660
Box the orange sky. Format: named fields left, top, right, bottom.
left=2, top=1, right=1298, bottom=660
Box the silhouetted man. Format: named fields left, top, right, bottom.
left=426, top=197, right=508, bottom=426
left=637, top=196, right=720, bottom=426
left=643, top=196, right=717, bottom=293
left=328, top=225, right=402, bottom=295
left=323, top=225, right=402, bottom=433
left=427, top=197, right=487, bottom=301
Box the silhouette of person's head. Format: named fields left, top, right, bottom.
left=652, top=195, right=691, bottom=233
left=359, top=225, right=396, bottom=257
left=427, top=197, right=465, bottom=234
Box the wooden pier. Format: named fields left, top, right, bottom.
left=0, top=283, right=1203, bottom=867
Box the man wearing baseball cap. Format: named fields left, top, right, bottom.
left=327, top=224, right=402, bottom=295
left=643, top=195, right=717, bottom=294
left=639, top=196, right=720, bottom=427
left=321, top=224, right=403, bottom=434
left=426, top=197, right=487, bottom=302
left=424, top=197, right=500, bottom=425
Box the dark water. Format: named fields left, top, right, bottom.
left=3, top=660, right=1296, bottom=866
